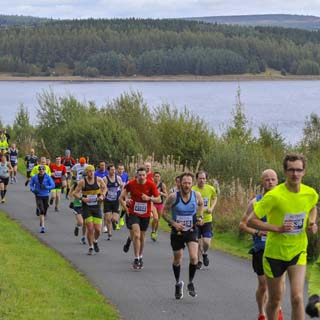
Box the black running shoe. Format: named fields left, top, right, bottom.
left=306, top=294, right=320, bottom=318
left=197, top=261, right=203, bottom=270
left=139, top=258, right=143, bottom=269
left=74, top=226, right=79, bottom=237
left=88, top=247, right=94, bottom=255
left=187, top=282, right=197, bottom=297
left=202, top=254, right=209, bottom=267
left=175, top=281, right=184, bottom=300
left=93, top=242, right=100, bottom=253
left=132, top=258, right=141, bottom=271
left=25, top=180, right=29, bottom=186
left=123, top=238, right=131, bottom=253
left=49, top=198, right=54, bottom=205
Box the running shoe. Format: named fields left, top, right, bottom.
left=175, top=281, right=184, bottom=300
left=278, top=307, right=283, bottom=320
left=80, top=237, right=86, bottom=245
left=132, top=258, right=141, bottom=270
left=139, top=258, right=143, bottom=269
left=107, top=234, right=112, bottom=241
left=196, top=261, right=203, bottom=270
left=123, top=238, right=131, bottom=253
left=74, top=225, right=79, bottom=237
left=151, top=231, right=158, bottom=242
left=306, top=294, right=320, bottom=318
left=202, top=254, right=209, bottom=267
left=257, top=315, right=266, bottom=320
left=25, top=180, right=29, bottom=186
left=1, top=197, right=5, bottom=204
left=88, top=247, right=94, bottom=255
left=119, top=217, right=125, bottom=226
left=40, top=226, right=46, bottom=233
left=187, top=282, right=197, bottom=298
left=102, top=226, right=108, bottom=233
left=54, top=207, right=59, bottom=212
left=115, top=223, right=120, bottom=230
left=93, top=241, right=100, bottom=253
left=49, top=198, right=54, bottom=205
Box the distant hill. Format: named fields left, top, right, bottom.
left=0, top=15, right=50, bottom=27
left=186, top=14, right=320, bottom=30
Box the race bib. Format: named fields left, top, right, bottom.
left=203, top=197, right=209, bottom=209
left=86, top=194, right=98, bottom=206
left=134, top=202, right=147, bottom=215
left=77, top=170, right=84, bottom=181
left=261, top=236, right=267, bottom=242
left=28, top=163, right=35, bottom=170
left=10, top=155, right=17, bottom=162
left=65, top=165, right=71, bottom=172
left=54, top=170, right=62, bottom=178
left=106, top=190, right=118, bottom=201
left=283, top=212, right=306, bottom=235
left=176, top=215, right=193, bottom=231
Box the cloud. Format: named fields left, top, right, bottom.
left=1, top=0, right=320, bottom=19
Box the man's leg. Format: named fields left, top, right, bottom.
left=131, top=223, right=141, bottom=259
left=266, top=274, right=286, bottom=320
left=287, top=264, right=306, bottom=320
left=257, top=274, right=268, bottom=316
left=306, top=255, right=320, bottom=317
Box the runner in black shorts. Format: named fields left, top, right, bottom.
left=162, top=173, right=204, bottom=299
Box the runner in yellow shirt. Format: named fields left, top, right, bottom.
left=248, top=154, right=318, bottom=320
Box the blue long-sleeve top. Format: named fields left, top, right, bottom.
left=30, top=173, right=55, bottom=197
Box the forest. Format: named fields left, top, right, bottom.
left=2, top=18, right=320, bottom=76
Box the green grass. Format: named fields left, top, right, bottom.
left=0, top=211, right=119, bottom=320
left=18, top=157, right=26, bottom=176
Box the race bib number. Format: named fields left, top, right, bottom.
left=176, top=215, right=193, bottom=231
left=106, top=190, right=118, bottom=201
left=283, top=212, right=306, bottom=235
left=77, top=170, right=84, bottom=181
left=261, top=236, right=267, bottom=242
left=86, top=194, right=98, bottom=206
left=203, top=197, right=209, bottom=209
left=134, top=202, right=147, bottom=215
left=65, top=165, right=71, bottom=172
left=54, top=171, right=62, bottom=178
left=28, top=163, right=35, bottom=170
left=10, top=155, right=17, bottom=162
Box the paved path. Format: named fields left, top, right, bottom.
left=2, top=174, right=307, bottom=320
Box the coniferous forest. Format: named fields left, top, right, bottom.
left=2, top=18, right=320, bottom=76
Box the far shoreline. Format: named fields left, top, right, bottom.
left=1, top=73, right=320, bottom=82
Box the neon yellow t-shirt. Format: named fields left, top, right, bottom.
left=30, top=165, right=51, bottom=177
left=254, top=183, right=318, bottom=261
left=192, top=184, right=217, bottom=223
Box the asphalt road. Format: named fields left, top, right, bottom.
left=2, top=174, right=308, bottom=320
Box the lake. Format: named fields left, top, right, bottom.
left=0, top=79, right=320, bottom=144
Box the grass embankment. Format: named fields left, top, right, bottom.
left=0, top=211, right=119, bottom=320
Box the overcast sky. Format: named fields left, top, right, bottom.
left=2, top=0, right=320, bottom=19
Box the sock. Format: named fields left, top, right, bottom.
left=173, top=264, right=181, bottom=283
left=0, top=190, right=4, bottom=198
left=189, top=263, right=197, bottom=283
left=66, top=188, right=70, bottom=196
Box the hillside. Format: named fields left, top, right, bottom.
left=0, top=14, right=50, bottom=27
left=186, top=14, right=320, bottom=30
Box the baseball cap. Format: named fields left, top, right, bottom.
left=79, top=157, right=86, bottom=164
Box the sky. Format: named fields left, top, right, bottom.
left=1, top=0, right=320, bottom=19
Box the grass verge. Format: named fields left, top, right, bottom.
left=0, top=211, right=119, bottom=320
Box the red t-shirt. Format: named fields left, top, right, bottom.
left=146, top=172, right=154, bottom=181
left=50, top=163, right=67, bottom=184
left=61, top=156, right=76, bottom=172
left=125, top=179, right=159, bottom=218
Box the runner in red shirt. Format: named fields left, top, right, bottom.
left=120, top=166, right=160, bottom=270
left=49, top=156, right=67, bottom=212
left=61, top=149, right=76, bottom=199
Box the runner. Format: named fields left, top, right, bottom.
left=239, top=169, right=284, bottom=320
left=73, top=165, right=107, bottom=255
left=0, top=155, right=12, bottom=203
left=49, top=156, right=67, bottom=212
left=103, top=164, right=123, bottom=240
left=69, top=157, right=88, bottom=203
left=70, top=187, right=87, bottom=245
left=306, top=255, right=320, bottom=318
left=61, top=149, right=76, bottom=199
left=0, top=130, right=9, bottom=160
left=8, top=143, right=18, bottom=183
left=170, top=175, right=181, bottom=194
left=119, top=166, right=160, bottom=270
left=151, top=171, right=168, bottom=241
left=162, top=172, right=204, bottom=299
left=191, top=171, right=217, bottom=269
left=95, top=160, right=109, bottom=233
left=117, top=163, right=129, bottom=228
left=24, top=148, right=38, bottom=186
left=29, top=165, right=55, bottom=233
left=248, top=154, right=318, bottom=320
